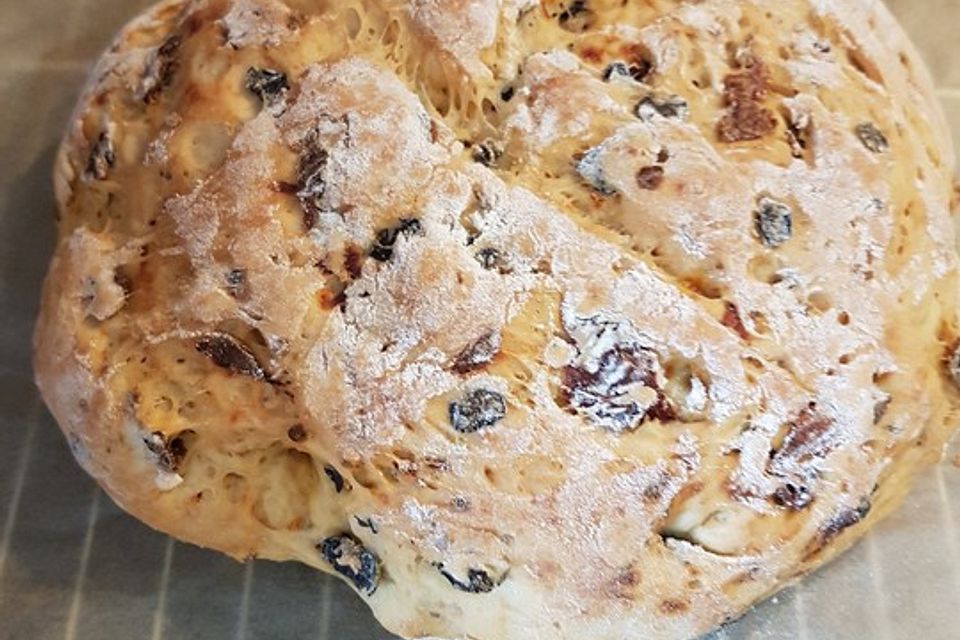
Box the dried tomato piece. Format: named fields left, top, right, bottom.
left=717, top=55, right=776, bottom=142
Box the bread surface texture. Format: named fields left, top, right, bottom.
left=35, top=1, right=960, bottom=638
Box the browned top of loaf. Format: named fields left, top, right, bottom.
left=35, top=1, right=960, bottom=639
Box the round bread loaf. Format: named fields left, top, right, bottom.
left=35, top=1, right=960, bottom=638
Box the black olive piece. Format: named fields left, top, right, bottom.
left=501, top=86, right=515, bottom=102
left=296, top=147, right=329, bottom=230
left=772, top=482, right=813, bottom=510
left=449, top=389, right=506, bottom=434
left=143, top=35, right=182, bottom=104
left=113, top=270, right=134, bottom=297
left=945, top=342, right=960, bottom=388
left=575, top=146, right=616, bottom=195
left=377, top=227, right=399, bottom=247
left=603, top=62, right=631, bottom=81
left=603, top=60, right=652, bottom=83
left=371, top=218, right=423, bottom=261
left=855, top=123, right=888, bottom=154
left=397, top=218, right=423, bottom=237
left=319, top=534, right=380, bottom=596
left=144, top=432, right=188, bottom=473
left=85, top=132, right=116, bottom=181
left=475, top=247, right=507, bottom=272
left=324, top=465, right=346, bottom=493
left=635, top=95, right=689, bottom=121
left=370, top=245, right=394, bottom=262
left=225, top=269, right=248, bottom=299
left=196, top=334, right=266, bottom=380
left=558, top=0, right=587, bottom=23
left=437, top=565, right=500, bottom=594
left=245, top=67, right=289, bottom=105
left=755, top=197, right=793, bottom=249
left=355, top=516, right=379, bottom=533
left=472, top=141, right=503, bottom=167
left=873, top=395, right=892, bottom=424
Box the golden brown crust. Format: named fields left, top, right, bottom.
left=35, top=1, right=960, bottom=639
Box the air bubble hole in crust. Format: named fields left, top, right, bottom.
left=382, top=19, right=400, bottom=46
left=344, top=7, right=362, bottom=39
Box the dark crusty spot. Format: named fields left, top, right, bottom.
left=718, top=54, right=776, bottom=142
left=195, top=334, right=266, bottom=380
left=452, top=332, right=502, bottom=374
left=85, top=132, right=116, bottom=181
left=608, top=565, right=642, bottom=600
left=660, top=599, right=690, bottom=614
